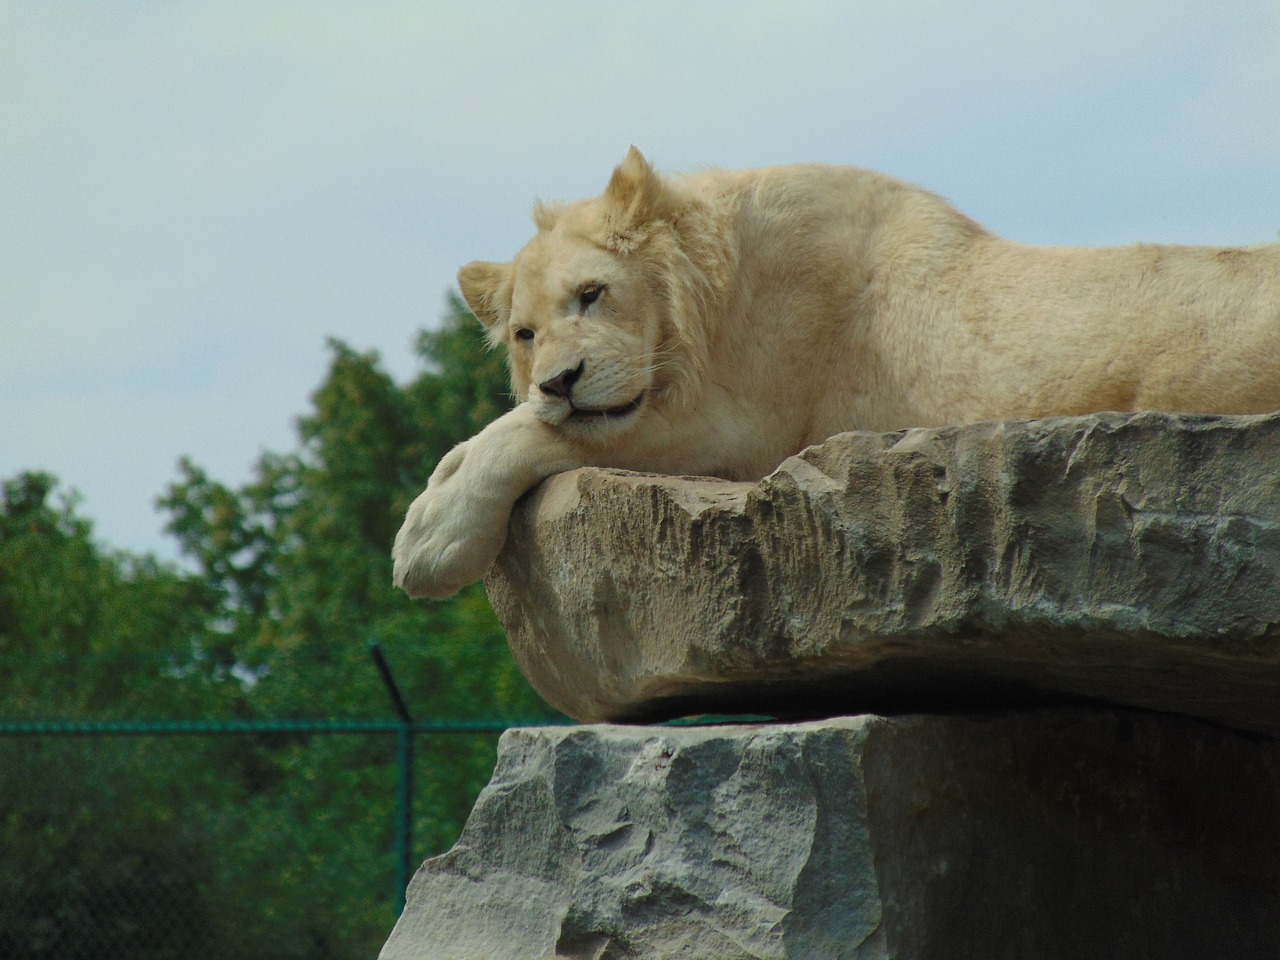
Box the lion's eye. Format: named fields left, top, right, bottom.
left=514, top=327, right=535, bottom=343
left=578, top=284, right=605, bottom=311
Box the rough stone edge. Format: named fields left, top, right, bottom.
left=485, top=413, right=1280, bottom=731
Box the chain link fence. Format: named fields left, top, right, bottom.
left=0, top=716, right=566, bottom=960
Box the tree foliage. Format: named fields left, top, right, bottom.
left=0, top=294, right=560, bottom=958
left=0, top=472, right=216, bottom=717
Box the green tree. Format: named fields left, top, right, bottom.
left=0, top=474, right=239, bottom=960
left=152, top=293, right=558, bottom=948
left=3, top=293, right=562, bottom=959
left=0, top=471, right=216, bottom=718
left=157, top=293, right=545, bottom=721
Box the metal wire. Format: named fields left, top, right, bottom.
left=0, top=716, right=574, bottom=960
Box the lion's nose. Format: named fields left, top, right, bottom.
left=539, top=361, right=585, bottom=399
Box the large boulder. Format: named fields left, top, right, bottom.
left=485, top=412, right=1280, bottom=733
left=381, top=710, right=1280, bottom=960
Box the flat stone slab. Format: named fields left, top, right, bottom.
left=485, top=412, right=1280, bottom=733
left=381, top=711, right=1280, bottom=960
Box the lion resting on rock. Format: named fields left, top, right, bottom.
left=393, top=147, right=1280, bottom=599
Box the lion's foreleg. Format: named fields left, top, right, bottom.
left=391, top=404, right=584, bottom=600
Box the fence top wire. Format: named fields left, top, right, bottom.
left=0, top=718, right=574, bottom=736
left=2, top=642, right=575, bottom=736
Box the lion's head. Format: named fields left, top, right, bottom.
left=457, top=148, right=724, bottom=444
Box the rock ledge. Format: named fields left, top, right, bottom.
left=485, top=412, right=1280, bottom=733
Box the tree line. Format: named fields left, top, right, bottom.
left=0, top=296, right=559, bottom=959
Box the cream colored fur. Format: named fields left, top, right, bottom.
left=393, top=147, right=1280, bottom=599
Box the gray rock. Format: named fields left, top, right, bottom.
left=485, top=412, right=1280, bottom=733
left=380, top=710, right=1280, bottom=960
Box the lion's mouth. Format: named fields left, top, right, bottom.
left=567, top=393, right=645, bottom=422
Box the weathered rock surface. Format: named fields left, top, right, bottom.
left=381, top=710, right=1280, bottom=960
left=485, top=412, right=1280, bottom=733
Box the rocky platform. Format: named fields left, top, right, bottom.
left=384, top=413, right=1280, bottom=959
left=485, top=412, right=1280, bottom=733
left=382, top=711, right=1280, bottom=959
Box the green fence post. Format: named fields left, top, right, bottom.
left=369, top=642, right=416, bottom=915
left=394, top=723, right=414, bottom=914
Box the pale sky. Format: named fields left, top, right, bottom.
left=2, top=1, right=1278, bottom=561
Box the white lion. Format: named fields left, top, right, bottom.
left=393, top=148, right=1280, bottom=599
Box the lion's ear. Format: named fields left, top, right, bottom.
left=602, top=147, right=679, bottom=251
left=457, top=260, right=513, bottom=332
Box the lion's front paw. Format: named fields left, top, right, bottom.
left=391, top=444, right=509, bottom=600
left=391, top=404, right=587, bottom=600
